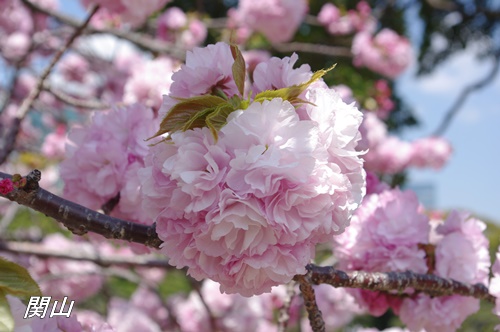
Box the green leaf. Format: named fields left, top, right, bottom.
left=0, top=257, right=41, bottom=301
left=206, top=103, right=237, bottom=140
left=158, top=270, right=191, bottom=298
left=230, top=43, right=246, bottom=97
left=0, top=290, right=15, bottom=332
left=148, top=95, right=227, bottom=140
left=254, top=64, right=337, bottom=105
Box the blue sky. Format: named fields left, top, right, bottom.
left=58, top=1, right=500, bottom=222
left=398, top=48, right=500, bottom=222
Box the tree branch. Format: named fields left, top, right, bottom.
left=433, top=53, right=500, bottom=136
left=305, top=264, right=495, bottom=303
left=272, top=42, right=352, bottom=58
left=20, top=0, right=186, bottom=60
left=277, top=281, right=297, bottom=332
left=0, top=169, right=495, bottom=326
left=0, top=5, right=99, bottom=165
left=0, top=240, right=168, bottom=268
left=0, top=170, right=162, bottom=248
left=43, top=83, right=110, bottom=110
left=294, top=274, right=325, bottom=332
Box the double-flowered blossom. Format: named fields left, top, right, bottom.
left=61, top=104, right=158, bottom=224
left=358, top=112, right=452, bottom=174
left=399, top=211, right=490, bottom=331
left=140, top=42, right=366, bottom=296
left=334, top=188, right=430, bottom=315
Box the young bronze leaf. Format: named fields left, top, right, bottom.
left=148, top=95, right=226, bottom=139
left=230, top=43, right=246, bottom=97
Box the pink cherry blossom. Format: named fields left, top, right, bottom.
left=252, top=53, right=314, bottom=94
left=231, top=0, right=308, bottom=43
left=124, top=56, right=178, bottom=110
left=157, top=7, right=187, bottom=31
left=58, top=53, right=91, bottom=83
left=156, top=7, right=207, bottom=50
left=410, top=136, right=453, bottom=170
left=434, top=210, right=490, bottom=285
left=170, top=279, right=269, bottom=332
left=352, top=29, right=412, bottom=78
left=82, top=0, right=169, bottom=27
left=160, top=42, right=239, bottom=116
left=399, top=294, right=480, bottom=332
left=364, top=136, right=413, bottom=174
left=2, top=31, right=30, bottom=60
left=334, top=188, right=429, bottom=315
left=28, top=234, right=105, bottom=302
left=318, top=3, right=355, bottom=35
left=41, top=124, right=66, bottom=159
left=61, top=104, right=158, bottom=224
left=143, top=89, right=364, bottom=295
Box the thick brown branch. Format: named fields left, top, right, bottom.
left=0, top=170, right=162, bottom=248
left=306, top=264, right=495, bottom=303
left=0, top=241, right=168, bottom=268
left=294, top=274, right=325, bottom=332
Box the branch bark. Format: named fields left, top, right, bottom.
left=0, top=170, right=162, bottom=248
left=305, top=264, right=495, bottom=303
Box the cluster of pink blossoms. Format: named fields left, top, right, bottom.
left=60, top=104, right=157, bottom=224
left=358, top=112, right=453, bottom=174
left=81, top=0, right=169, bottom=28
left=228, top=0, right=308, bottom=43
left=334, top=188, right=430, bottom=315
left=156, top=7, right=207, bottom=50
left=399, top=211, right=490, bottom=331
left=318, top=1, right=375, bottom=35
left=140, top=42, right=366, bottom=296
left=352, top=28, right=412, bottom=78
left=334, top=186, right=491, bottom=331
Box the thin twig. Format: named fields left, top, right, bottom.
left=0, top=5, right=99, bottom=165
left=0, top=241, right=168, bottom=268
left=20, top=0, right=186, bottom=60
left=277, top=281, right=297, bottom=332
left=433, top=54, right=500, bottom=136
left=272, top=42, right=352, bottom=58
left=190, top=279, right=219, bottom=332
left=43, top=83, right=110, bottom=110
